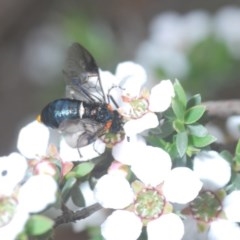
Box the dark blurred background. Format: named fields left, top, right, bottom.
left=1, top=1, right=240, bottom=238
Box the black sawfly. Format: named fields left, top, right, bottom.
left=37, top=43, right=123, bottom=154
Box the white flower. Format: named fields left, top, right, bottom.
left=94, top=145, right=202, bottom=240
left=193, top=151, right=231, bottom=191
left=121, top=79, right=175, bottom=136
left=147, top=213, right=184, bottom=240
left=101, top=210, right=143, bottom=240
left=136, top=11, right=210, bottom=79
left=0, top=175, right=57, bottom=239
left=183, top=150, right=240, bottom=240
left=0, top=152, right=27, bottom=196
left=94, top=174, right=134, bottom=209
left=148, top=79, right=175, bottom=112
left=208, top=219, right=240, bottom=240
left=112, top=135, right=146, bottom=165
left=214, top=7, right=240, bottom=59
left=123, top=112, right=159, bottom=136
left=0, top=206, right=29, bottom=240
left=60, top=138, right=105, bottom=162
left=226, top=116, right=240, bottom=140
left=17, top=120, right=50, bottom=159
left=18, top=174, right=57, bottom=213
left=115, top=61, right=147, bottom=99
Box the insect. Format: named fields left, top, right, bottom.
left=37, top=43, right=123, bottom=152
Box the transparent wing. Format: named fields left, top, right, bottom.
left=59, top=118, right=105, bottom=148
left=63, top=43, right=106, bottom=103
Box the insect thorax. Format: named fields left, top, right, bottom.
left=82, top=102, right=113, bottom=123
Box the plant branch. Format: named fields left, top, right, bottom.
left=54, top=203, right=103, bottom=228
left=203, top=99, right=240, bottom=119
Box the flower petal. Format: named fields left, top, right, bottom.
left=101, top=210, right=142, bottom=240
left=147, top=213, right=184, bottom=240
left=123, top=112, right=159, bottom=135
left=94, top=174, right=134, bottom=209
left=223, top=190, right=240, bottom=222
left=0, top=206, right=29, bottom=240
left=17, top=120, right=50, bottom=158
left=193, top=151, right=231, bottom=191
left=0, top=153, right=27, bottom=196
left=112, top=135, right=146, bottom=165
left=163, top=167, right=202, bottom=204
left=148, top=80, right=175, bottom=112
left=116, top=61, right=147, bottom=98
left=59, top=138, right=105, bottom=162
left=131, top=146, right=172, bottom=186
left=208, top=219, right=240, bottom=240
left=18, top=175, right=57, bottom=213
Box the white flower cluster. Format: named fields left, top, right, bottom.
left=0, top=122, right=57, bottom=240
left=4, top=59, right=240, bottom=240
left=136, top=7, right=240, bottom=79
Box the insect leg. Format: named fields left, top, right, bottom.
left=107, top=85, right=125, bottom=108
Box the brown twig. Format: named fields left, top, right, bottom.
left=203, top=99, right=240, bottom=119
left=54, top=203, right=103, bottom=228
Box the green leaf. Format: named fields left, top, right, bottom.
left=173, top=79, right=187, bottom=107
left=163, top=107, right=175, bottom=120
left=172, top=97, right=185, bottom=120
left=61, top=176, right=77, bottom=202
left=176, top=132, right=188, bottom=157
left=189, top=134, right=216, bottom=148
left=173, top=119, right=185, bottom=132
left=25, top=215, right=54, bottom=236
left=150, top=120, right=174, bottom=138
left=73, top=162, right=95, bottom=178
left=220, top=150, right=233, bottom=163
left=187, top=94, right=202, bottom=108
left=187, top=124, right=208, bottom=137
left=71, top=184, right=85, bottom=207
left=185, top=105, right=206, bottom=124
left=228, top=173, right=240, bottom=191
left=147, top=135, right=170, bottom=150
left=168, top=142, right=179, bottom=159
left=235, top=139, right=240, bottom=157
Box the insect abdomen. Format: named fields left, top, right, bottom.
left=40, top=99, right=81, bottom=128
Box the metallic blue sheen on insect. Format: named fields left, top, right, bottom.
left=40, top=99, right=81, bottom=128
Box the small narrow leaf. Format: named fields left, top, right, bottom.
left=172, top=98, right=185, bottom=121
left=185, top=105, right=206, bottom=124
left=189, top=134, right=216, bottom=148
left=73, top=162, right=95, bottom=178
left=173, top=119, right=185, bottom=132
left=176, top=131, right=188, bottom=157
left=187, top=94, right=202, bottom=108
left=71, top=184, right=85, bottom=207
left=61, top=176, right=77, bottom=202
left=173, top=79, right=187, bottom=107
left=26, top=215, right=54, bottom=236
left=187, top=124, right=208, bottom=137
left=235, top=139, right=240, bottom=157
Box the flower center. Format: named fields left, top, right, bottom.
left=129, top=98, right=149, bottom=119
left=134, top=188, right=165, bottom=220
left=0, top=196, right=18, bottom=227
left=189, top=191, right=222, bottom=223
left=100, top=130, right=125, bottom=147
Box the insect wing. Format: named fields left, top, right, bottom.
left=63, top=43, right=105, bottom=103
left=59, top=118, right=105, bottom=148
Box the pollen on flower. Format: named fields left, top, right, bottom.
left=134, top=187, right=166, bottom=222
left=100, top=130, right=125, bottom=147
left=189, top=190, right=223, bottom=223
left=0, top=196, right=18, bottom=227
